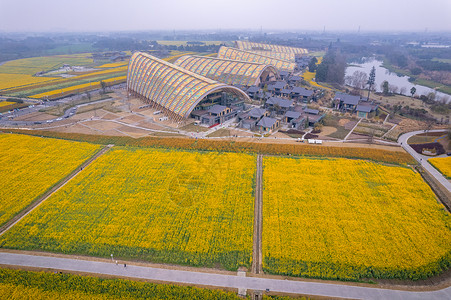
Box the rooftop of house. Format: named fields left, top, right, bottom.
left=266, top=97, right=293, bottom=108
left=257, top=116, right=278, bottom=128
left=281, top=88, right=292, bottom=94
left=273, top=81, right=287, bottom=89
left=356, top=101, right=378, bottom=112
left=304, top=108, right=319, bottom=115
left=191, top=110, right=209, bottom=117
left=247, top=86, right=260, bottom=93
left=279, top=71, right=289, bottom=77
left=334, top=92, right=360, bottom=105
left=292, top=86, right=313, bottom=97
left=248, top=107, right=267, bottom=119
left=285, top=110, right=302, bottom=119
left=208, top=104, right=227, bottom=115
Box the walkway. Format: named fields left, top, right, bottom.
left=0, top=252, right=449, bottom=300
left=0, top=144, right=114, bottom=235
left=398, top=130, right=451, bottom=193
left=344, top=117, right=362, bottom=141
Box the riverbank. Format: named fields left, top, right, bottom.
left=381, top=59, right=451, bottom=95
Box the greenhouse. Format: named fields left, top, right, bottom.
left=127, top=52, right=249, bottom=121
left=235, top=41, right=308, bottom=55
left=217, top=46, right=297, bottom=72
left=174, top=55, right=279, bottom=86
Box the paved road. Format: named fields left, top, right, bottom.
left=398, top=130, right=451, bottom=193
left=0, top=252, right=449, bottom=300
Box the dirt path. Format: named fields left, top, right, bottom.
left=252, top=154, right=263, bottom=275
left=0, top=144, right=114, bottom=236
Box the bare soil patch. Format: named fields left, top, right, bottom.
left=13, top=112, right=54, bottom=122
left=100, top=112, right=121, bottom=120
left=72, top=110, right=108, bottom=121
left=115, top=125, right=150, bottom=137
left=119, top=114, right=146, bottom=125
left=338, top=118, right=350, bottom=126
left=319, top=126, right=337, bottom=136
left=135, top=120, right=171, bottom=131
left=81, top=120, right=121, bottom=131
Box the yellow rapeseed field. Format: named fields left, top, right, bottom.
left=429, top=156, right=451, bottom=179
left=0, top=268, right=244, bottom=300
left=96, top=62, right=129, bottom=68
left=30, top=76, right=127, bottom=98
left=0, top=147, right=255, bottom=270
left=0, top=134, right=101, bottom=227
left=262, top=156, right=451, bottom=280
left=0, top=74, right=56, bottom=90
left=0, top=101, right=15, bottom=108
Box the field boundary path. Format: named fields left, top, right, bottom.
left=398, top=130, right=451, bottom=194
left=0, top=144, right=114, bottom=236
left=252, top=154, right=263, bottom=275
left=344, top=117, right=362, bottom=141
left=0, top=252, right=450, bottom=300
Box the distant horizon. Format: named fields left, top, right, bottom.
left=1, top=28, right=451, bottom=35
left=1, top=0, right=450, bottom=33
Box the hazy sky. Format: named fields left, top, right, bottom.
left=1, top=0, right=450, bottom=32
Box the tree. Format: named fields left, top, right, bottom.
left=410, top=87, right=416, bottom=98
left=100, top=81, right=106, bottom=94
left=381, top=81, right=389, bottom=96
left=315, top=47, right=346, bottom=85
left=366, top=66, right=376, bottom=100
left=400, top=87, right=407, bottom=95
left=86, top=91, right=91, bottom=101
left=389, top=84, right=399, bottom=94
left=308, top=57, right=318, bottom=72
left=346, top=71, right=367, bottom=93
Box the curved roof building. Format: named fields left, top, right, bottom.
left=236, top=41, right=308, bottom=55
left=217, top=46, right=296, bottom=72
left=247, top=50, right=295, bottom=62
left=173, top=55, right=279, bottom=86
left=127, top=52, right=250, bottom=120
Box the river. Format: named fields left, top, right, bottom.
left=345, top=58, right=450, bottom=101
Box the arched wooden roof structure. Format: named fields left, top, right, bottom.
left=127, top=52, right=250, bottom=120
left=217, top=46, right=297, bottom=72
left=174, top=55, right=279, bottom=86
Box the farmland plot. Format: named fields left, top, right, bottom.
left=262, top=156, right=451, bottom=280
left=0, top=147, right=255, bottom=270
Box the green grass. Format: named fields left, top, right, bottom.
left=207, top=128, right=232, bottom=137
left=432, top=58, right=451, bottom=64
left=42, top=44, right=95, bottom=56
left=413, top=79, right=451, bottom=95
left=180, top=122, right=209, bottom=132
left=0, top=54, right=94, bottom=75
left=382, top=59, right=451, bottom=95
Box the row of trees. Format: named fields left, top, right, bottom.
left=315, top=47, right=346, bottom=85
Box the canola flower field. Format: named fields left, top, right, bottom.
left=429, top=156, right=451, bottom=179
left=0, top=268, right=244, bottom=300
left=0, top=134, right=101, bottom=227
left=262, top=156, right=451, bottom=280
left=30, top=75, right=127, bottom=99
left=0, top=147, right=256, bottom=271
left=0, top=53, right=127, bottom=98
left=0, top=101, right=15, bottom=108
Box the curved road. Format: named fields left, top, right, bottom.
left=398, top=130, right=451, bottom=193
left=0, top=252, right=449, bottom=300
